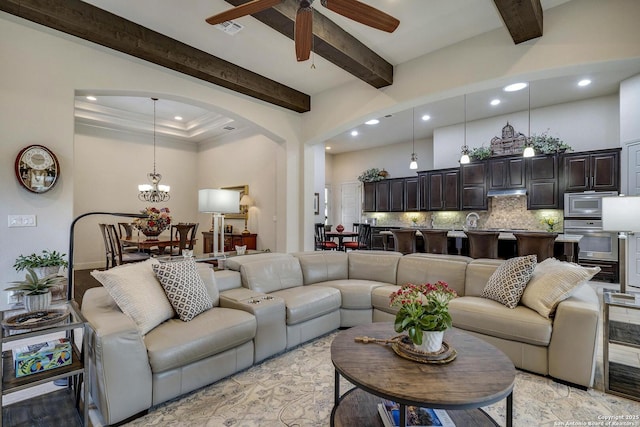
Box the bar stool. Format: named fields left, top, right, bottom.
left=465, top=230, right=500, bottom=259
left=418, top=229, right=449, bottom=254
left=513, top=232, right=558, bottom=262
left=390, top=229, right=417, bottom=254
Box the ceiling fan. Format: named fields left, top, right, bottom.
left=206, top=0, right=400, bottom=61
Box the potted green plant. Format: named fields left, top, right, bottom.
left=390, top=281, right=457, bottom=352
left=529, top=131, right=572, bottom=154
left=469, top=146, right=492, bottom=160
left=357, top=168, right=386, bottom=182
left=6, top=268, right=66, bottom=312
left=13, top=250, right=68, bottom=277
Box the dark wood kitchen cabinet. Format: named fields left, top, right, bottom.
left=461, top=161, right=487, bottom=210
left=488, top=156, right=525, bottom=190
left=426, top=168, right=460, bottom=211
left=362, top=182, right=376, bottom=212
left=389, top=178, right=405, bottom=211
left=527, top=154, right=559, bottom=209
left=375, top=180, right=390, bottom=211
left=404, top=177, right=420, bottom=211
left=561, top=148, right=620, bottom=193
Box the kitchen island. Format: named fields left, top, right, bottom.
left=378, top=229, right=582, bottom=261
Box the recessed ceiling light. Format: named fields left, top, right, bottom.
left=578, top=79, right=592, bottom=87
left=325, top=146, right=331, bottom=150
left=351, top=130, right=358, bottom=137
left=174, top=116, right=183, bottom=121
left=365, top=119, right=379, bottom=125
left=503, top=82, right=528, bottom=92
left=86, top=96, right=97, bottom=101
left=490, top=99, right=501, bottom=106
left=421, top=115, right=431, bottom=121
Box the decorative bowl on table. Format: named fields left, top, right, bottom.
left=133, top=207, right=171, bottom=240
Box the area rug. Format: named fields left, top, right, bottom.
left=116, top=330, right=640, bottom=427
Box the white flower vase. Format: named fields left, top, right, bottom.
left=24, top=292, right=52, bottom=312
left=416, top=330, right=444, bottom=353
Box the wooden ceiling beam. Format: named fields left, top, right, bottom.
left=226, top=0, right=394, bottom=88
left=493, top=0, right=543, bottom=44
left=0, top=0, right=310, bottom=113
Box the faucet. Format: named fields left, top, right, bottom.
left=465, top=212, right=479, bottom=229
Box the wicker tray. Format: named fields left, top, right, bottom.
left=391, top=335, right=457, bottom=364
left=1, top=309, right=69, bottom=330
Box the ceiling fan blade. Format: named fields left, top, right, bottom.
left=295, top=7, right=313, bottom=62
left=322, top=0, right=399, bottom=33
left=206, top=0, right=282, bottom=25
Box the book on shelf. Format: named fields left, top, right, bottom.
left=377, top=400, right=455, bottom=427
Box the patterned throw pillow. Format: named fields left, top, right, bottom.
left=152, top=258, right=213, bottom=321
left=91, top=258, right=174, bottom=335
left=521, top=258, right=600, bottom=318
left=481, top=255, right=537, bottom=308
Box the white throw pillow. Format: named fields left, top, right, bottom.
left=521, top=258, right=600, bottom=318
left=91, top=258, right=174, bottom=335
left=153, top=258, right=213, bottom=321
left=481, top=255, right=537, bottom=309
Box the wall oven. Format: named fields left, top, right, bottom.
left=563, top=219, right=618, bottom=262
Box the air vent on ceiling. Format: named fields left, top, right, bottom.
left=223, top=126, right=236, bottom=131
left=214, top=20, right=244, bottom=35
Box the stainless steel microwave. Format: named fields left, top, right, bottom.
left=564, top=191, right=618, bottom=219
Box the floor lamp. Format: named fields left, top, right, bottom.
left=602, top=195, right=640, bottom=294
left=199, top=189, right=240, bottom=256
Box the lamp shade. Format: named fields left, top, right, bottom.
left=239, top=194, right=254, bottom=207
left=198, top=189, right=240, bottom=213
left=602, top=196, right=640, bottom=232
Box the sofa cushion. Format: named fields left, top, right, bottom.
left=398, top=254, right=471, bottom=296
left=197, top=263, right=219, bottom=305
left=153, top=258, right=213, bottom=322
left=348, top=251, right=402, bottom=283
left=144, top=307, right=256, bottom=373
left=270, top=286, right=341, bottom=325
left=371, top=285, right=401, bottom=315
left=521, top=258, right=600, bottom=318
left=225, top=252, right=293, bottom=271
left=481, top=255, right=537, bottom=308
left=449, top=296, right=552, bottom=346
left=240, top=257, right=303, bottom=293
left=91, top=258, right=174, bottom=335
left=293, top=251, right=348, bottom=285
left=313, top=279, right=387, bottom=309
left=464, top=259, right=503, bottom=296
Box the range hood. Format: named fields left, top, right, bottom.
left=487, top=189, right=527, bottom=197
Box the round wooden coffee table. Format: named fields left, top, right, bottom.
left=331, top=323, right=515, bottom=427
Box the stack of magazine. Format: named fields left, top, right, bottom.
left=377, top=400, right=455, bottom=427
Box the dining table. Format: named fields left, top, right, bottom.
left=325, top=231, right=359, bottom=251
left=121, top=236, right=197, bottom=254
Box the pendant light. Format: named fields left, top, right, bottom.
left=460, top=94, right=470, bottom=164
left=409, top=108, right=418, bottom=169
left=138, top=98, right=171, bottom=202
left=523, top=83, right=535, bottom=158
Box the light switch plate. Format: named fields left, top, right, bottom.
left=8, top=215, right=36, bottom=227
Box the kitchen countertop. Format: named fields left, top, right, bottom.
left=379, top=229, right=582, bottom=243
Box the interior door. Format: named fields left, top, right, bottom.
left=341, top=182, right=362, bottom=231
left=627, top=141, right=640, bottom=289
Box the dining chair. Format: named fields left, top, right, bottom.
left=390, top=229, right=417, bottom=254
left=513, top=232, right=558, bottom=262
left=104, top=223, right=150, bottom=268
left=168, top=223, right=199, bottom=256
left=343, top=224, right=371, bottom=251
left=117, top=222, right=139, bottom=253
left=315, top=223, right=338, bottom=251
left=465, top=230, right=500, bottom=259
left=418, top=229, right=449, bottom=254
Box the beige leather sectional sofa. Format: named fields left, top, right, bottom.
left=82, top=251, right=600, bottom=425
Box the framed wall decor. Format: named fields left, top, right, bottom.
left=222, top=185, right=249, bottom=219
left=314, top=193, right=320, bottom=215
left=15, top=145, right=60, bottom=193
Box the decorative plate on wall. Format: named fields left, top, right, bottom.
left=14, top=145, right=60, bottom=193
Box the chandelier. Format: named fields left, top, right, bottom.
left=138, top=98, right=170, bottom=202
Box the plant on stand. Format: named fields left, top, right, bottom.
left=390, top=281, right=457, bottom=353
left=13, top=250, right=68, bottom=277
left=6, top=268, right=66, bottom=312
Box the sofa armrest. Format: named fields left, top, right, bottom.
left=548, top=284, right=600, bottom=388
left=82, top=287, right=153, bottom=425
left=220, top=288, right=286, bottom=363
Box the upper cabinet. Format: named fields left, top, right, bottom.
left=362, top=178, right=406, bottom=212
left=527, top=154, right=559, bottom=209
left=488, top=156, right=525, bottom=190
left=461, top=162, right=487, bottom=210
left=389, top=178, right=405, bottom=211
left=404, top=177, right=420, bottom=212
left=375, top=180, right=391, bottom=211
left=419, top=169, right=460, bottom=211
left=362, top=182, right=376, bottom=212
left=561, top=148, right=620, bottom=193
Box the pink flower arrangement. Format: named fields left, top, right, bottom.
left=389, top=281, right=457, bottom=345
left=133, top=207, right=172, bottom=236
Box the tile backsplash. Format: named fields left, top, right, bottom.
left=362, top=196, right=563, bottom=232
